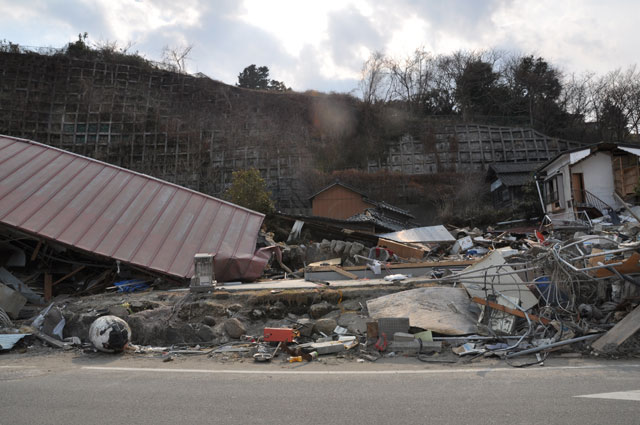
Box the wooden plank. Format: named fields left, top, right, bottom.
left=471, top=297, right=551, bottom=325
left=52, top=266, right=85, bottom=286
left=590, top=251, right=640, bottom=278
left=308, top=258, right=341, bottom=267
left=378, top=238, right=425, bottom=260
left=328, top=265, right=358, bottom=280
left=614, top=192, right=640, bottom=223
left=44, top=272, right=52, bottom=302
left=591, top=303, right=640, bottom=353
left=311, top=259, right=477, bottom=272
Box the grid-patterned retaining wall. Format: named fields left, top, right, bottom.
left=0, top=52, right=587, bottom=212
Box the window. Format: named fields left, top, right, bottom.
left=544, top=174, right=562, bottom=205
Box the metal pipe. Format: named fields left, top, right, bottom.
left=559, top=236, right=622, bottom=251
left=432, top=336, right=524, bottom=341
left=570, top=246, right=638, bottom=261
left=434, top=264, right=539, bottom=280
left=505, top=334, right=602, bottom=359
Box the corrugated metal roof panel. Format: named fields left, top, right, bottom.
left=378, top=225, right=455, bottom=243
left=0, top=135, right=269, bottom=282
left=0, top=334, right=29, bottom=350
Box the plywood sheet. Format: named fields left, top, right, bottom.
left=366, top=286, right=480, bottom=335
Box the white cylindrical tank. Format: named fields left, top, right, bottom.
left=89, top=315, right=131, bottom=353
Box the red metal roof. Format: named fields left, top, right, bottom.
left=0, top=135, right=270, bottom=282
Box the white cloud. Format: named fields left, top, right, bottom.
left=88, top=0, right=204, bottom=44
left=0, top=0, right=639, bottom=91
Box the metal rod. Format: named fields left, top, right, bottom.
left=505, top=334, right=602, bottom=359
left=559, top=236, right=622, bottom=251
left=569, top=246, right=638, bottom=261
left=432, top=336, right=524, bottom=341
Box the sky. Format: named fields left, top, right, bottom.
left=1, top=0, right=639, bottom=93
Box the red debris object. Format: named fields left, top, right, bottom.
left=263, top=327, right=299, bottom=342
left=374, top=332, right=388, bottom=351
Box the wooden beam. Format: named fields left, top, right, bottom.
left=44, top=272, right=52, bottom=302
left=328, top=265, right=359, bottom=280
left=30, top=240, right=42, bottom=261
left=312, top=259, right=477, bottom=273
left=614, top=192, right=640, bottom=223
left=591, top=303, right=640, bottom=353
left=471, top=296, right=551, bottom=325
left=52, top=266, right=85, bottom=286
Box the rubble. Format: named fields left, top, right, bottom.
left=1, top=183, right=640, bottom=368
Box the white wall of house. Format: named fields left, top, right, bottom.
left=543, top=154, right=571, bottom=212
left=570, top=151, right=620, bottom=209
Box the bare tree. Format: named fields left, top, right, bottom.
left=161, top=44, right=194, bottom=73
left=358, top=51, right=392, bottom=104
left=387, top=47, right=436, bottom=111
left=583, top=67, right=640, bottom=140
left=560, top=72, right=593, bottom=119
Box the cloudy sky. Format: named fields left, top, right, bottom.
left=1, top=0, right=638, bottom=93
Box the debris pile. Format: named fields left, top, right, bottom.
left=2, top=209, right=640, bottom=365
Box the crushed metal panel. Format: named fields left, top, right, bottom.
left=377, top=225, right=455, bottom=243
left=0, top=334, right=30, bottom=350
left=0, top=135, right=268, bottom=282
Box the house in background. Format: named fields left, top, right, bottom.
left=487, top=162, right=542, bottom=209
left=535, top=142, right=640, bottom=224
left=309, top=181, right=416, bottom=232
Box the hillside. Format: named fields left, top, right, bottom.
left=0, top=50, right=585, bottom=220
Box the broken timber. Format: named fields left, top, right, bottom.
left=305, top=259, right=476, bottom=281
left=471, top=297, right=551, bottom=325
left=591, top=303, right=640, bottom=353
left=328, top=265, right=359, bottom=280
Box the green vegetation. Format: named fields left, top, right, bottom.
left=225, top=168, right=275, bottom=215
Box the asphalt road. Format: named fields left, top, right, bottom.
left=1, top=355, right=639, bottom=425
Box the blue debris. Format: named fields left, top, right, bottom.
left=113, top=279, right=149, bottom=293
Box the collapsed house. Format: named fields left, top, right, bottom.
left=0, top=134, right=276, bottom=300
left=536, top=142, right=640, bottom=227
left=2, top=136, right=640, bottom=363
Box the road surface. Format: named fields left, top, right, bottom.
left=1, top=353, right=639, bottom=425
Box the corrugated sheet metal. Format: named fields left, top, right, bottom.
left=0, top=334, right=29, bottom=350
left=0, top=135, right=269, bottom=282
left=378, top=225, right=455, bottom=243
